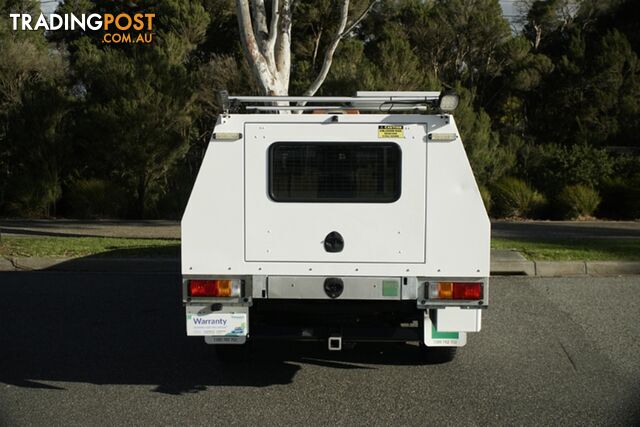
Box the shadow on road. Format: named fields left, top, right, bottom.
left=0, top=270, right=435, bottom=395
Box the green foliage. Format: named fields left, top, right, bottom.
left=597, top=178, right=640, bottom=220
left=62, top=179, right=128, bottom=219
left=492, top=177, right=546, bottom=218
left=2, top=78, right=69, bottom=217
left=1, top=0, right=639, bottom=219
left=517, top=144, right=614, bottom=196
left=367, top=23, right=430, bottom=91
left=410, top=0, right=510, bottom=93
left=479, top=185, right=492, bottom=213
left=455, top=86, right=515, bottom=187
left=557, top=185, right=601, bottom=219
left=528, top=27, right=640, bottom=148
left=66, top=0, right=210, bottom=218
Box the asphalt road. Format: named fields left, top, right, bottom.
left=0, top=273, right=639, bottom=426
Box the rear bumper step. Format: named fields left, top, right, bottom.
left=248, top=325, right=421, bottom=343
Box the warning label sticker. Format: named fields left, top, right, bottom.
left=378, top=125, right=404, bottom=138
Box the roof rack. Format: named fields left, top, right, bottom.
left=218, top=90, right=444, bottom=114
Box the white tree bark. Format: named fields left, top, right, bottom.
left=235, top=0, right=378, bottom=96
left=236, top=0, right=290, bottom=95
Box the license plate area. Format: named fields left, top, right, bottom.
left=423, top=311, right=467, bottom=347
left=186, top=305, right=249, bottom=337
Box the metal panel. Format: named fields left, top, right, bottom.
left=181, top=113, right=489, bottom=278
left=266, top=276, right=401, bottom=300
left=244, top=122, right=427, bottom=264
left=425, top=116, right=491, bottom=276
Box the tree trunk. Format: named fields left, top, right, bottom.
left=235, top=0, right=378, bottom=96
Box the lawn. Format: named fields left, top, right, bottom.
left=0, top=236, right=180, bottom=258
left=491, top=237, right=640, bottom=261
left=0, top=235, right=638, bottom=261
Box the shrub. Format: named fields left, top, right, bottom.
left=597, top=178, right=640, bottom=219
left=517, top=143, right=614, bottom=196
left=492, top=177, right=546, bottom=218
left=557, top=185, right=601, bottom=219
left=62, top=178, right=127, bottom=218
left=478, top=185, right=492, bottom=214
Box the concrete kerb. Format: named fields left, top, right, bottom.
left=534, top=261, right=587, bottom=277
left=586, top=261, right=640, bottom=276
left=1, top=256, right=640, bottom=276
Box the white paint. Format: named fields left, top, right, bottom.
left=182, top=112, right=490, bottom=278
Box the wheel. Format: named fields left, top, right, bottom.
left=214, top=342, right=252, bottom=363
left=420, top=344, right=457, bottom=364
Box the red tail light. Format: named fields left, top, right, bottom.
left=452, top=282, right=482, bottom=300
left=188, top=279, right=241, bottom=297
left=428, top=282, right=483, bottom=300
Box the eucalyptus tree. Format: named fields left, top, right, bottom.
left=235, top=0, right=378, bottom=95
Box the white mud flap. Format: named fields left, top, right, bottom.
left=423, top=311, right=467, bottom=347
left=186, top=305, right=248, bottom=344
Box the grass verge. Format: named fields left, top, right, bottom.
left=491, top=238, right=640, bottom=261
left=0, top=236, right=179, bottom=258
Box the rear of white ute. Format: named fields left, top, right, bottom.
left=181, top=91, right=490, bottom=362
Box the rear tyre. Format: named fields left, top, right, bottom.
left=420, top=345, right=457, bottom=363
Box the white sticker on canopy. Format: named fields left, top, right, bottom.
left=186, top=307, right=248, bottom=336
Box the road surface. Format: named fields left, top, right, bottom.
left=0, top=273, right=639, bottom=426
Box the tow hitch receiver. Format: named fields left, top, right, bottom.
left=328, top=335, right=342, bottom=351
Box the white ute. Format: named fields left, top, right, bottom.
left=181, top=91, right=490, bottom=362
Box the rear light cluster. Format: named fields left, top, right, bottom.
left=188, top=279, right=241, bottom=297
left=428, top=282, right=483, bottom=300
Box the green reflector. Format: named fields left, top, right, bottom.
left=382, top=280, right=399, bottom=297
left=431, top=324, right=459, bottom=339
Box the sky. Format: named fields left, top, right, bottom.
left=40, top=0, right=523, bottom=19
left=40, top=0, right=57, bottom=14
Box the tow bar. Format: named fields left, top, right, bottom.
left=328, top=335, right=342, bottom=351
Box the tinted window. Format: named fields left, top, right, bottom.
left=269, top=142, right=401, bottom=203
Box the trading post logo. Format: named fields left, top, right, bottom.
left=9, top=13, right=156, bottom=44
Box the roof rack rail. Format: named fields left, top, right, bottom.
left=218, top=90, right=445, bottom=114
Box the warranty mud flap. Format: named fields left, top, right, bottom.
left=186, top=305, right=249, bottom=344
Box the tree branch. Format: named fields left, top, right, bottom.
left=266, top=0, right=279, bottom=51
left=236, top=0, right=274, bottom=93
left=303, top=0, right=350, bottom=96
left=250, top=0, right=269, bottom=52
left=340, top=0, right=378, bottom=38
left=274, top=0, right=291, bottom=88
left=312, top=26, right=323, bottom=68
